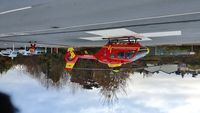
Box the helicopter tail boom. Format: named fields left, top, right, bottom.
left=64, top=47, right=96, bottom=70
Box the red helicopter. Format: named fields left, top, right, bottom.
left=64, top=37, right=149, bottom=70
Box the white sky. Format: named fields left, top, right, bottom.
left=0, top=68, right=200, bottom=113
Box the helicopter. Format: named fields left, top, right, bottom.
left=64, top=36, right=149, bottom=70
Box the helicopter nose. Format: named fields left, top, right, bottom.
left=132, top=47, right=150, bottom=61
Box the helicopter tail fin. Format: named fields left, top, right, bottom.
left=64, top=47, right=78, bottom=70
left=65, top=61, right=77, bottom=70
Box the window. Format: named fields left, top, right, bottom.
left=118, top=52, right=125, bottom=58
left=110, top=53, right=115, bottom=58
left=125, top=51, right=134, bottom=59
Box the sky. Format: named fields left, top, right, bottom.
left=0, top=67, right=200, bottom=113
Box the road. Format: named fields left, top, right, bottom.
left=0, top=0, right=200, bottom=48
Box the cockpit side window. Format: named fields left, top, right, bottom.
left=110, top=51, right=135, bottom=59
left=110, top=53, right=115, bottom=58
left=118, top=52, right=125, bottom=59
left=125, top=51, right=134, bottom=59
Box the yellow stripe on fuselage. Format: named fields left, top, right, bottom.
left=108, top=64, right=122, bottom=68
